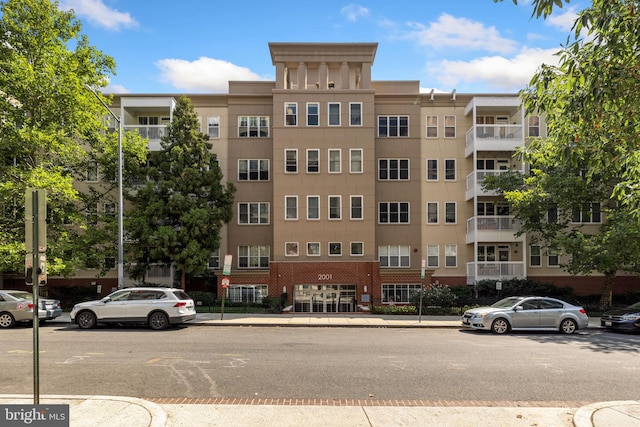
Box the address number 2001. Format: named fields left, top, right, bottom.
left=317, top=274, right=333, bottom=281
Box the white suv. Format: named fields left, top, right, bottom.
left=70, top=287, right=196, bottom=330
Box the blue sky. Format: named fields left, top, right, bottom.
left=58, top=0, right=586, bottom=95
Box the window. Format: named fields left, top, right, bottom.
left=285, top=242, right=299, bottom=256
left=227, top=285, right=267, bottom=304
left=328, top=149, right=341, bottom=173
left=86, top=203, right=98, bottom=225
left=427, top=245, right=439, bottom=268
left=307, top=195, right=320, bottom=220
left=445, top=159, right=456, bottom=181
left=547, top=203, right=558, bottom=223
left=350, top=103, right=362, bottom=126
left=572, top=202, right=601, bottom=223
left=285, top=196, right=298, bottom=220
left=426, top=115, right=438, bottom=138
left=307, top=103, right=319, bottom=126
left=285, top=103, right=297, bottom=126
left=208, top=116, right=220, bottom=138
left=350, top=149, right=363, bottom=173
left=426, top=159, right=438, bottom=181
left=87, top=162, right=98, bottom=182
left=378, top=159, right=409, bottom=180
left=379, top=202, right=409, bottom=224
left=306, top=149, right=319, bottom=173
left=307, top=242, right=320, bottom=256
left=328, top=102, right=340, bottom=126
left=238, top=116, right=269, bottom=137
left=378, top=115, right=409, bottom=137
left=548, top=249, right=559, bottom=267
left=238, top=245, right=269, bottom=268
left=208, top=249, right=220, bottom=269
left=238, top=159, right=269, bottom=181
left=285, top=149, right=297, bottom=173
left=382, top=284, right=422, bottom=303
left=530, top=245, right=541, bottom=267
left=528, top=115, right=540, bottom=137
left=444, top=116, right=456, bottom=138
left=445, top=202, right=456, bottom=224
left=476, top=201, right=495, bottom=216
left=104, top=203, right=116, bottom=217
left=427, top=202, right=438, bottom=224
left=329, top=196, right=341, bottom=220
left=104, top=257, right=115, bottom=270
left=350, top=242, right=364, bottom=256
left=445, top=245, right=457, bottom=267
left=379, top=245, right=410, bottom=267
left=329, top=242, right=342, bottom=256
left=238, top=202, right=269, bottom=224
left=350, top=195, right=363, bottom=220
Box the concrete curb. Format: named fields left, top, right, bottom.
left=573, top=400, right=640, bottom=427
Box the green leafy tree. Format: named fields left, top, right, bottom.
left=126, top=96, right=235, bottom=288
left=0, top=0, right=146, bottom=279
left=487, top=0, right=640, bottom=303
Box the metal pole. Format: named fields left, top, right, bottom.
left=85, top=85, right=124, bottom=289
left=31, top=190, right=40, bottom=404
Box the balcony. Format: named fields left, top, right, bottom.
left=466, top=216, right=524, bottom=244
left=465, top=125, right=523, bottom=157
left=123, top=125, right=168, bottom=151
left=467, top=261, right=525, bottom=284
left=466, top=169, right=509, bottom=200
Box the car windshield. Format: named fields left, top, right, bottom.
left=490, top=297, right=524, bottom=308
left=7, top=291, right=33, bottom=300
left=627, top=302, right=640, bottom=310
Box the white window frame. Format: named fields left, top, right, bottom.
left=307, top=102, right=319, bottom=126
left=208, top=249, right=220, bottom=269
left=307, top=242, right=321, bottom=256
left=427, top=202, right=438, bottom=224
left=350, top=195, right=363, bottom=220
left=548, top=249, right=560, bottom=267
left=528, top=115, right=540, bottom=137
left=426, top=115, right=438, bottom=138
left=306, top=149, right=319, bottom=173
left=285, top=242, right=299, bottom=257
left=238, top=245, right=270, bottom=268
left=378, top=159, right=409, bottom=180
left=285, top=149, right=298, bottom=173
left=238, top=116, right=269, bottom=138
left=378, top=115, right=409, bottom=137
left=445, top=244, right=457, bottom=268
left=572, top=202, right=602, bottom=224
left=238, top=159, right=269, bottom=181
left=208, top=116, right=220, bottom=139
left=238, top=202, right=270, bottom=225
left=378, top=202, right=410, bottom=224
left=378, top=245, right=410, bottom=268
left=445, top=202, right=456, bottom=224
left=328, top=242, right=342, bottom=256
left=285, top=102, right=297, bottom=126
left=530, top=245, right=541, bottom=267
left=349, top=102, right=362, bottom=126
left=350, top=242, right=364, bottom=256
left=427, top=245, right=439, bottom=268
left=87, top=161, right=98, bottom=182
left=307, top=195, right=320, bottom=220
left=350, top=149, right=363, bottom=173
left=285, top=196, right=298, bottom=220
left=328, top=195, right=342, bottom=220
left=328, top=102, right=341, bottom=126
left=444, top=159, right=456, bottom=181
left=444, top=115, right=456, bottom=138
left=328, top=149, right=341, bottom=173
left=426, top=159, right=438, bottom=181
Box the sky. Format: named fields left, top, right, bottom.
left=57, top=0, right=587, bottom=95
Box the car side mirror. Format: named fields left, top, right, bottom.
left=514, top=305, right=523, bottom=311
left=101, top=297, right=111, bottom=304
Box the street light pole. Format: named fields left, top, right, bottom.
left=85, top=85, right=124, bottom=289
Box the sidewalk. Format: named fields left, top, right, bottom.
left=3, top=314, right=636, bottom=427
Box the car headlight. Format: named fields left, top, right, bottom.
left=473, top=312, right=489, bottom=318
left=621, top=313, right=640, bottom=321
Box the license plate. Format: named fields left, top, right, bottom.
left=463, top=319, right=470, bottom=325
left=605, top=321, right=612, bottom=327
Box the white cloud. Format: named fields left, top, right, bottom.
left=428, top=47, right=560, bottom=92
left=406, top=13, right=519, bottom=55
left=341, top=4, right=370, bottom=22
left=59, top=0, right=137, bottom=31
left=546, top=6, right=579, bottom=32
left=155, top=57, right=268, bottom=93
left=103, top=83, right=129, bottom=94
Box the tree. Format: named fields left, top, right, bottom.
left=494, top=0, right=570, bottom=18
left=126, top=96, right=235, bottom=288
left=0, top=0, right=146, bottom=279
left=487, top=0, right=640, bottom=303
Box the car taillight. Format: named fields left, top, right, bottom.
left=28, top=303, right=34, bottom=309
left=174, top=302, right=187, bottom=307
left=580, top=308, right=587, bottom=314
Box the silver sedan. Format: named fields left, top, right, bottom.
left=462, top=296, right=589, bottom=334
left=0, top=290, right=63, bottom=328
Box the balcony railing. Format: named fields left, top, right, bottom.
left=466, top=261, right=525, bottom=284
left=465, top=169, right=509, bottom=200
left=465, top=124, right=523, bottom=156
left=466, top=216, right=524, bottom=243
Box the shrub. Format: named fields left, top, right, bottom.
left=410, top=283, right=458, bottom=308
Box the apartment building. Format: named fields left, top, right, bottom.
left=52, top=42, right=639, bottom=310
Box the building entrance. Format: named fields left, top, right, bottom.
left=293, top=284, right=356, bottom=313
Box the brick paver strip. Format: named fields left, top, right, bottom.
left=147, top=398, right=590, bottom=407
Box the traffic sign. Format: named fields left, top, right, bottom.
left=221, top=277, right=230, bottom=288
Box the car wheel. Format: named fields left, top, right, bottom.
left=560, top=318, right=577, bottom=334
left=491, top=318, right=510, bottom=334
left=76, top=311, right=97, bottom=329
left=148, top=312, right=169, bottom=330
left=0, top=312, right=15, bottom=328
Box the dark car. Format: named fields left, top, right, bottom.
left=601, top=302, right=640, bottom=332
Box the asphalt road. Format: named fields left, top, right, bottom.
left=1, top=323, right=638, bottom=402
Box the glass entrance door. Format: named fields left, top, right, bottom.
left=294, top=284, right=356, bottom=313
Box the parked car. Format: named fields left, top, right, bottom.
left=600, top=302, right=640, bottom=333
left=70, top=287, right=196, bottom=330
left=0, top=290, right=63, bottom=328
left=462, top=296, right=588, bottom=334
